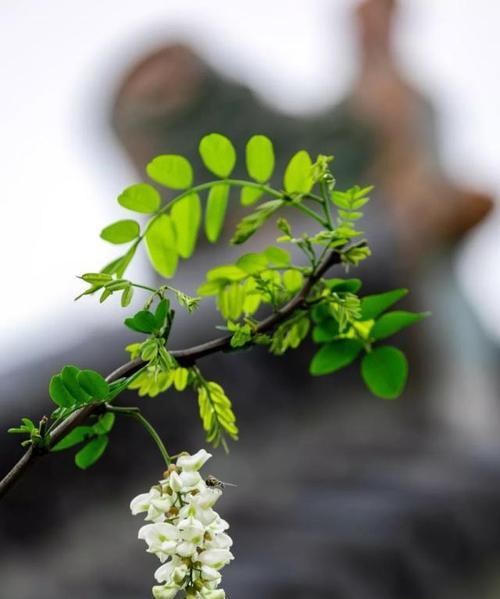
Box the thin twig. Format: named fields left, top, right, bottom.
left=0, top=247, right=347, bottom=499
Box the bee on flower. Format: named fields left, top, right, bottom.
left=130, top=449, right=234, bottom=599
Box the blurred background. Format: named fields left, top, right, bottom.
left=1, top=0, right=500, bottom=597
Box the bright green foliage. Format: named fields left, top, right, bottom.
left=371, top=310, right=429, bottom=341
left=360, top=289, right=408, bottom=320
left=196, top=378, right=238, bottom=449
left=49, top=366, right=109, bottom=408
left=264, top=246, right=290, bottom=266
left=100, top=220, right=140, bottom=244
left=240, top=186, right=263, bottom=206
left=331, top=185, right=373, bottom=213
left=128, top=369, right=173, bottom=397
left=145, top=214, right=178, bottom=277
left=61, top=365, right=91, bottom=403
left=75, top=435, right=109, bottom=469
left=8, top=418, right=43, bottom=448
left=283, top=269, right=304, bottom=293
left=270, top=312, right=310, bottom=355
left=199, top=133, right=236, bottom=178
left=49, top=374, right=79, bottom=407
left=361, top=346, right=408, bottom=399
left=284, top=150, right=313, bottom=194
left=205, top=184, right=229, bottom=242
left=231, top=199, right=284, bottom=244
left=147, top=155, right=193, bottom=189
left=8, top=132, right=429, bottom=476
left=246, top=135, right=274, bottom=183
left=229, top=322, right=253, bottom=348
left=309, top=277, right=423, bottom=397
left=171, top=193, right=201, bottom=258
left=52, top=426, right=94, bottom=451
left=324, top=278, right=362, bottom=293
left=118, top=183, right=161, bottom=213
left=124, top=299, right=171, bottom=336
left=77, top=370, right=109, bottom=400
left=310, top=339, right=363, bottom=375
left=217, top=283, right=246, bottom=320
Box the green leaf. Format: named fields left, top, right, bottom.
left=310, top=339, right=362, bottom=375
left=240, top=187, right=263, bottom=206
left=199, top=133, right=236, bottom=178
left=81, top=273, right=113, bottom=285
left=284, top=150, right=313, bottom=194
left=217, top=283, right=246, bottom=320
left=118, top=183, right=161, bottom=213
left=171, top=193, right=201, bottom=258
left=231, top=199, right=284, bottom=245
left=207, top=265, right=247, bottom=282
left=312, top=319, right=339, bottom=343
left=371, top=311, right=429, bottom=341
left=75, top=435, right=109, bottom=469
left=49, top=374, right=76, bottom=407
left=92, top=413, right=115, bottom=435
left=197, top=281, right=222, bottom=296
left=324, top=278, right=362, bottom=293
left=145, top=214, right=178, bottom=278
left=236, top=252, right=268, bottom=274
left=283, top=269, right=304, bottom=293
left=99, top=243, right=138, bottom=280
left=100, top=220, right=140, bottom=244
left=264, top=246, right=290, bottom=266
left=146, top=155, right=193, bottom=189
left=77, top=370, right=110, bottom=400
left=61, top=365, right=91, bottom=404
left=52, top=426, right=94, bottom=452
left=121, top=285, right=134, bottom=307
left=205, top=184, right=229, bottom=243
left=246, top=135, right=274, bottom=183
left=361, top=346, right=408, bottom=399
left=154, top=299, right=170, bottom=329
left=360, top=289, right=408, bottom=320
left=124, top=309, right=158, bottom=334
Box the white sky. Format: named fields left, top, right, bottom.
left=1, top=0, right=500, bottom=363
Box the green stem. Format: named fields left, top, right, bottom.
left=107, top=405, right=171, bottom=466
left=131, top=282, right=157, bottom=294
left=139, top=178, right=328, bottom=237
left=291, top=201, right=329, bottom=227
left=320, top=181, right=334, bottom=231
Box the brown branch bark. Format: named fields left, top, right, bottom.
left=0, top=248, right=344, bottom=499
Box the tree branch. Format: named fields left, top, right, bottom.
left=0, top=248, right=344, bottom=499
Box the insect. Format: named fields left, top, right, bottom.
left=205, top=475, right=237, bottom=490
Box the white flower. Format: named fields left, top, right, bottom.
left=198, top=549, right=234, bottom=569
left=207, top=516, right=229, bottom=533
left=194, top=488, right=222, bottom=510
left=130, top=488, right=173, bottom=523
left=131, top=448, right=233, bottom=599
left=201, top=565, right=222, bottom=583
left=152, top=583, right=179, bottom=599
left=205, top=532, right=232, bottom=550
left=201, top=589, right=226, bottom=599
left=130, top=492, right=152, bottom=515
left=139, top=523, right=179, bottom=561
left=176, top=449, right=212, bottom=471
left=176, top=541, right=197, bottom=557
left=154, top=561, right=174, bottom=584
left=178, top=516, right=205, bottom=543
left=154, top=560, right=188, bottom=585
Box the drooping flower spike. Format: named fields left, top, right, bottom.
left=131, top=449, right=234, bottom=599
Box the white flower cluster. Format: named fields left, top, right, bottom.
left=131, top=449, right=234, bottom=599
